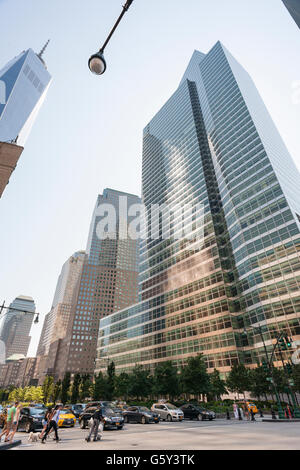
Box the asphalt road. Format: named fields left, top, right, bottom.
left=8, top=418, right=300, bottom=450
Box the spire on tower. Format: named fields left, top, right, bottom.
left=37, top=40, right=50, bottom=60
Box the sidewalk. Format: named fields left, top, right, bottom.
left=0, top=440, right=22, bottom=451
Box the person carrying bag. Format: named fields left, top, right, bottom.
left=85, top=408, right=103, bottom=442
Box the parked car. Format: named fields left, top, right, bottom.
left=70, top=404, right=86, bottom=418
left=151, top=403, right=184, bottom=422
left=57, top=409, right=76, bottom=428
left=79, top=405, right=124, bottom=430
left=123, top=406, right=160, bottom=424
left=180, top=404, right=216, bottom=421
left=17, top=407, right=45, bottom=433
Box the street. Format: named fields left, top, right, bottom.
left=9, top=418, right=300, bottom=450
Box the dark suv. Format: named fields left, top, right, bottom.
left=180, top=404, right=216, bottom=421
left=79, top=405, right=124, bottom=430
left=123, top=406, right=160, bottom=424
left=17, top=407, right=45, bottom=433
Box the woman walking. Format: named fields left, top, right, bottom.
left=41, top=405, right=62, bottom=444
left=39, top=407, right=52, bottom=440
left=7, top=403, right=22, bottom=442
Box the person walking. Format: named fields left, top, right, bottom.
left=0, top=402, right=18, bottom=443
left=0, top=408, right=9, bottom=442
left=85, top=408, right=103, bottom=442
left=7, top=403, right=22, bottom=442
left=244, top=405, right=250, bottom=421
left=39, top=407, right=52, bottom=440
left=41, top=405, right=62, bottom=444
left=250, top=408, right=256, bottom=421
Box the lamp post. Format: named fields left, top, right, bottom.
left=0, top=301, right=39, bottom=324
left=88, top=0, right=135, bottom=75
left=242, top=323, right=285, bottom=419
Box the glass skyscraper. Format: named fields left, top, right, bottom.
left=96, top=42, right=300, bottom=377
left=0, top=45, right=52, bottom=197
left=0, top=46, right=52, bottom=146
left=0, top=295, right=36, bottom=360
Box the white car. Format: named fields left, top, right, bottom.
left=151, top=403, right=184, bottom=422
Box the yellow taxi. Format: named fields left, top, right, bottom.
left=239, top=401, right=258, bottom=414
left=57, top=408, right=76, bottom=428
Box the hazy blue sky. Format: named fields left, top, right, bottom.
left=0, top=0, right=299, bottom=356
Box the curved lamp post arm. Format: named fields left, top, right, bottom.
left=0, top=301, right=39, bottom=324
left=99, top=0, right=134, bottom=53
left=89, top=0, right=135, bottom=75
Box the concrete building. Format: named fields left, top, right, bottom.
left=0, top=295, right=36, bottom=360
left=96, top=42, right=300, bottom=377
left=0, top=44, right=52, bottom=197
left=0, top=356, right=37, bottom=388
left=35, top=189, right=141, bottom=382
left=35, top=251, right=86, bottom=382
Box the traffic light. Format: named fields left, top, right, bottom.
left=278, top=337, right=287, bottom=350
left=285, top=336, right=292, bottom=348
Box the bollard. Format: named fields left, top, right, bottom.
left=271, top=408, right=277, bottom=420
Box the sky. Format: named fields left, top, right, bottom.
left=0, top=0, right=299, bottom=356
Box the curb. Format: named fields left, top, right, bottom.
left=0, top=440, right=22, bottom=450
left=262, top=419, right=300, bottom=423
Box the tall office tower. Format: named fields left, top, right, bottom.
left=52, top=188, right=141, bottom=378
left=0, top=295, right=36, bottom=360
left=282, top=0, right=300, bottom=28
left=36, top=251, right=86, bottom=357
left=35, top=251, right=86, bottom=382
left=35, top=189, right=140, bottom=381
left=96, top=41, right=300, bottom=377
left=0, top=43, right=52, bottom=197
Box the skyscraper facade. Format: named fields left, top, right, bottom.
left=64, top=188, right=140, bottom=377
left=0, top=46, right=52, bottom=196
left=0, top=295, right=36, bottom=360
left=36, top=251, right=86, bottom=358
left=96, top=42, right=300, bottom=377
left=35, top=189, right=140, bottom=381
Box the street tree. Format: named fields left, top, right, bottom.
left=226, top=364, right=251, bottom=399
left=153, top=361, right=179, bottom=400
left=209, top=369, right=228, bottom=400
left=180, top=355, right=210, bottom=400
left=42, top=376, right=54, bottom=404
left=71, top=374, right=81, bottom=403
left=61, top=372, right=71, bottom=404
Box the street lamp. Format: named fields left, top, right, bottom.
left=242, top=323, right=286, bottom=419
left=88, top=0, right=135, bottom=76
left=0, top=301, right=39, bottom=324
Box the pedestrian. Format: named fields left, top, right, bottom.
left=0, top=409, right=9, bottom=442
left=0, top=402, right=18, bottom=443
left=250, top=408, right=256, bottom=421
left=85, top=407, right=103, bottom=442
left=41, top=405, right=62, bottom=444
left=286, top=405, right=292, bottom=420
left=244, top=405, right=250, bottom=421
left=39, top=407, right=52, bottom=440
left=7, top=403, right=22, bottom=442
left=271, top=408, right=277, bottom=420
left=233, top=403, right=239, bottom=420
left=259, top=408, right=264, bottom=418
left=238, top=407, right=243, bottom=420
